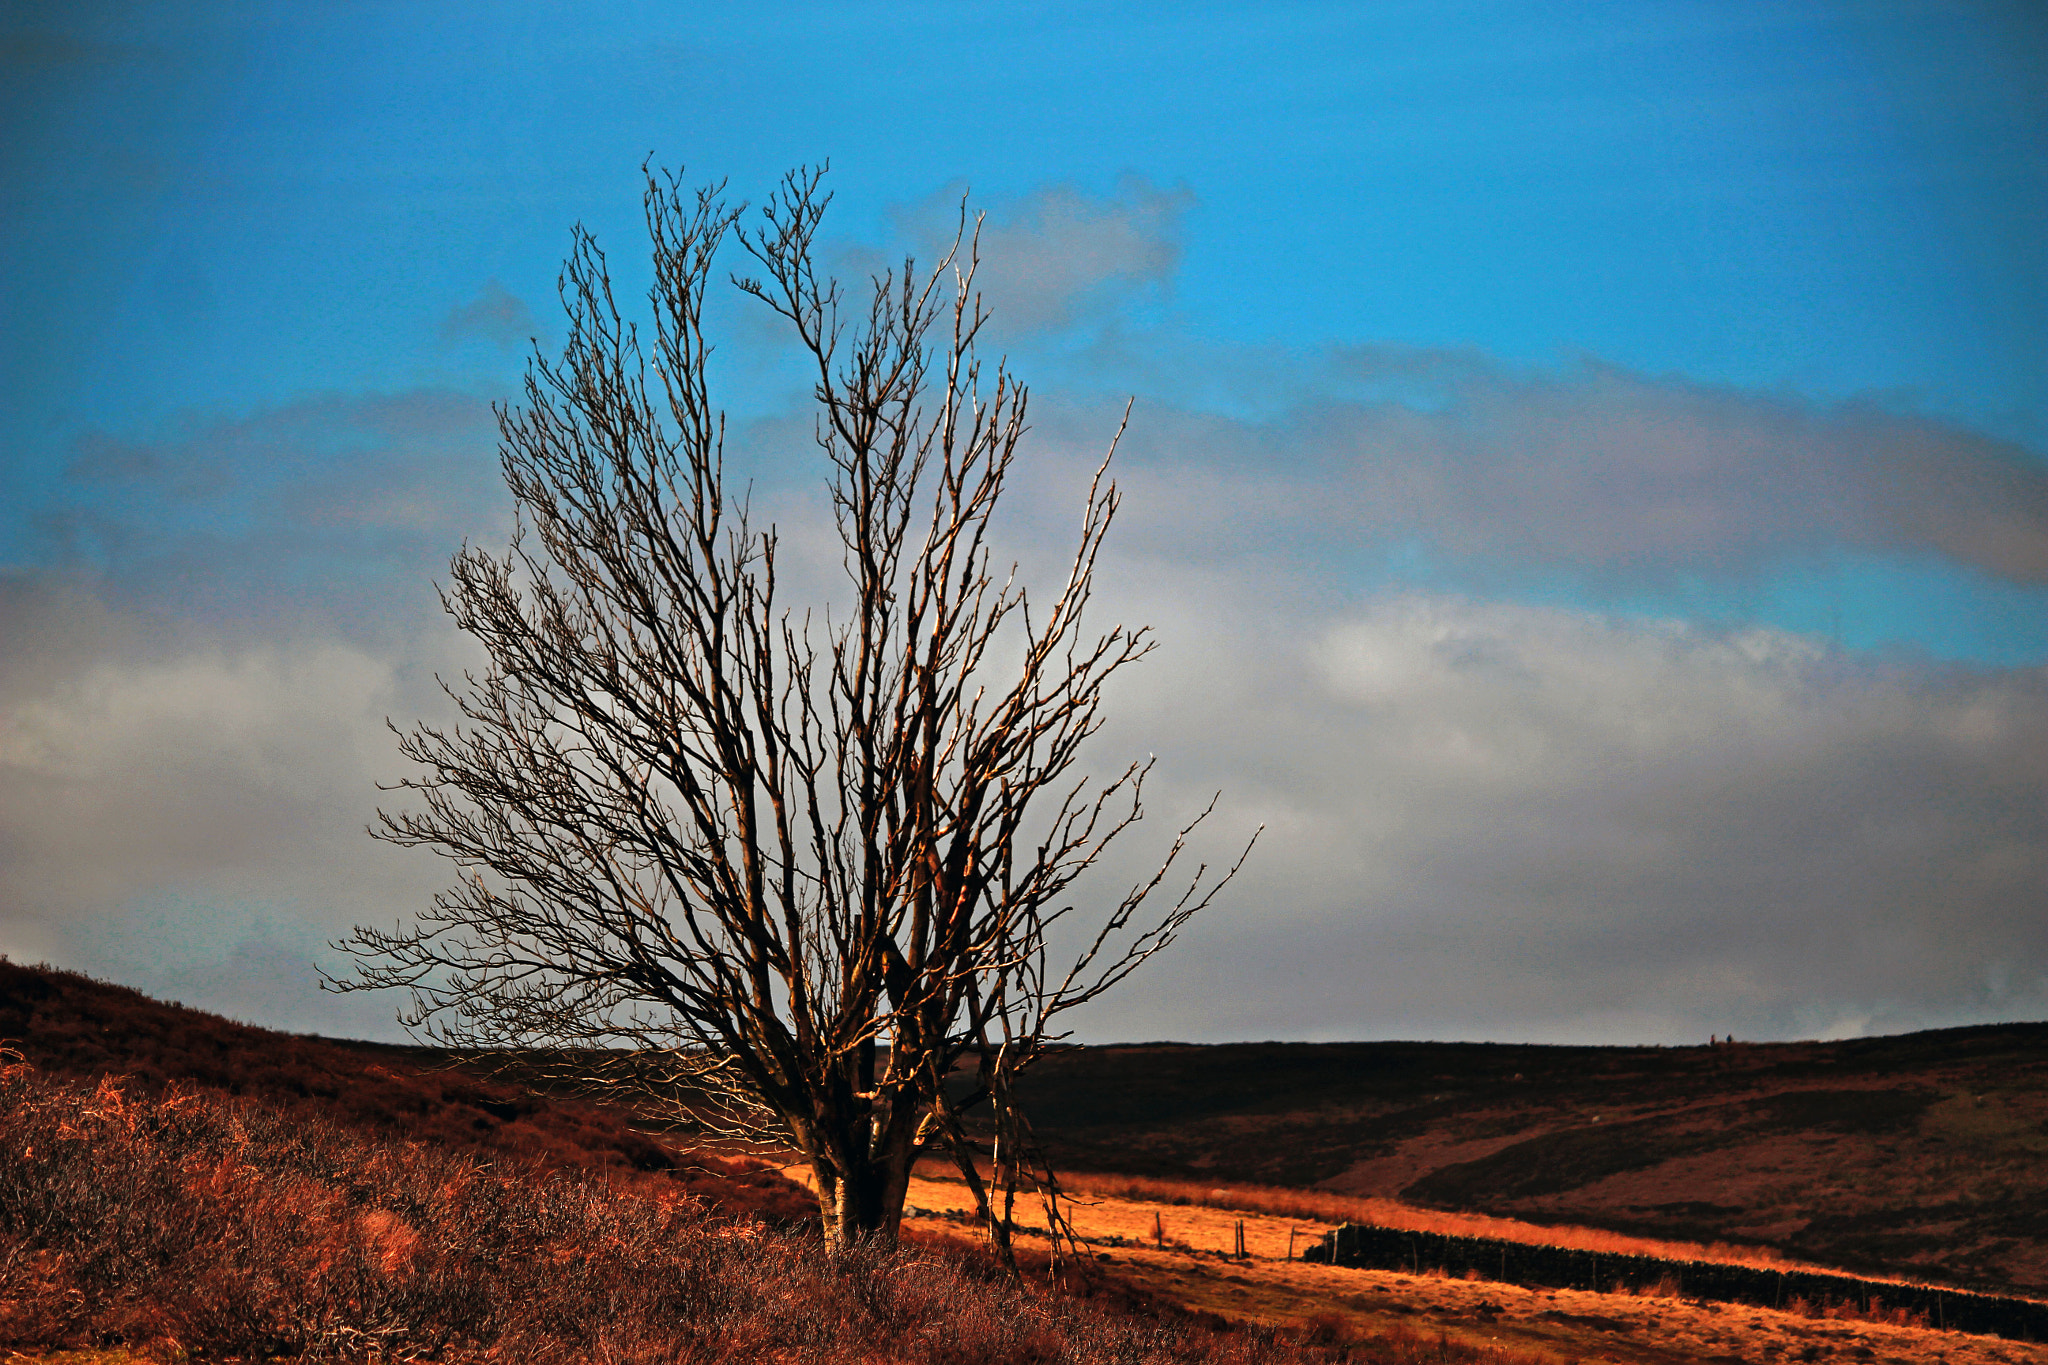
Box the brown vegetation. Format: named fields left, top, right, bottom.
left=7, top=962, right=2041, bottom=1364
left=892, top=1170, right=2042, bottom=1365
left=0, top=959, right=813, bottom=1226
left=0, top=1058, right=1560, bottom=1365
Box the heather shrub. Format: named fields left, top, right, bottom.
left=0, top=959, right=817, bottom=1229
left=0, top=1061, right=1353, bottom=1363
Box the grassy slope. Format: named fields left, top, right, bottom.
left=13, top=956, right=2042, bottom=1292
left=1013, top=1029, right=2048, bottom=1293
left=0, top=958, right=815, bottom=1226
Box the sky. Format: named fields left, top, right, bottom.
left=2, top=0, right=2043, bottom=1047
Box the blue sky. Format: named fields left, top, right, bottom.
left=3, top=0, right=2043, bottom=1044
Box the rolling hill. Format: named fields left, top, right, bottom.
left=1013, top=1028, right=2048, bottom=1294
left=8, top=956, right=2046, bottom=1362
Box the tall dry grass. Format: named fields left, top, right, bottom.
left=0, top=1059, right=1561, bottom=1364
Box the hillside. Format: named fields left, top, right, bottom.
left=11, top=955, right=2043, bottom=1297
left=1013, top=1029, right=2048, bottom=1294
left=0, top=957, right=815, bottom=1225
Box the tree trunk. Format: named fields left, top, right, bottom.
left=815, top=1144, right=916, bottom=1249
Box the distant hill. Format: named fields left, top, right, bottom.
left=1014, top=1027, right=2048, bottom=1294
left=0, top=957, right=814, bottom=1225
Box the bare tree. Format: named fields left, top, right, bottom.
left=334, top=166, right=1251, bottom=1254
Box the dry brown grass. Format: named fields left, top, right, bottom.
left=0, top=959, right=820, bottom=1228
left=0, top=1059, right=1574, bottom=1365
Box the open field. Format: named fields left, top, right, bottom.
left=893, top=1169, right=2047, bottom=1365
left=1053, top=1173, right=1822, bottom=1271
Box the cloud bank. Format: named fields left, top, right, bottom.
left=0, top=579, right=450, bottom=1037
left=1072, top=580, right=2047, bottom=1043
left=1064, top=350, right=2048, bottom=587
left=2, top=178, right=2041, bottom=1047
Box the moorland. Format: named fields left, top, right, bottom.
left=1013, top=1029, right=2048, bottom=1294
left=3, top=958, right=2044, bottom=1365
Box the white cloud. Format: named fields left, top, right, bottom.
left=6, top=457, right=2042, bottom=1045
left=1070, top=578, right=2048, bottom=1044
